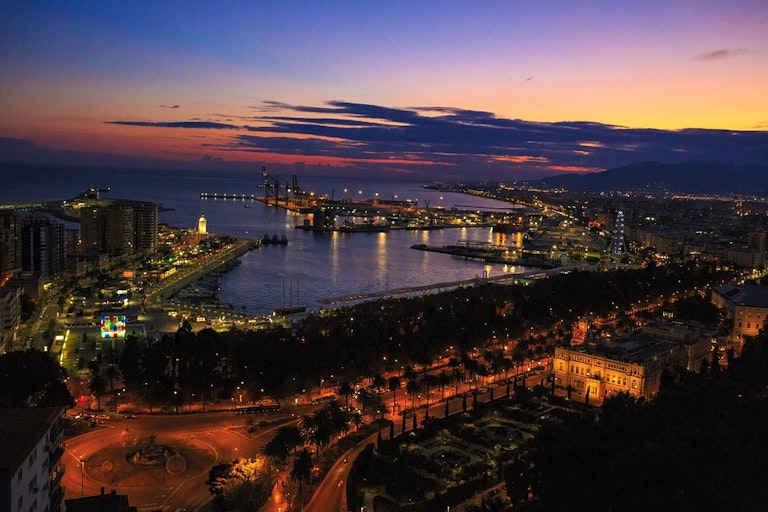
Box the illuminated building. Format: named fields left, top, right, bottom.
left=0, top=211, right=22, bottom=275
left=0, top=285, right=21, bottom=348
left=198, top=214, right=207, bottom=235
left=21, top=215, right=66, bottom=279
left=132, top=202, right=158, bottom=252
left=103, top=204, right=134, bottom=253
left=711, top=283, right=768, bottom=351
left=553, top=323, right=711, bottom=404
left=79, top=202, right=157, bottom=254
left=554, top=340, right=673, bottom=403
left=78, top=206, right=101, bottom=252
left=610, top=210, right=625, bottom=256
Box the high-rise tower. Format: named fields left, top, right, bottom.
left=610, top=210, right=625, bottom=256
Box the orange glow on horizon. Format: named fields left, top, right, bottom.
left=491, top=155, right=550, bottom=164
left=548, top=165, right=598, bottom=173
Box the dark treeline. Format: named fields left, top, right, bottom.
left=115, top=261, right=732, bottom=408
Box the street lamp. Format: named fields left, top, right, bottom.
left=80, top=458, right=85, bottom=497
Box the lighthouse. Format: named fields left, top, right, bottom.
left=198, top=214, right=207, bottom=235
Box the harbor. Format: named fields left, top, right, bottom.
left=201, top=168, right=525, bottom=233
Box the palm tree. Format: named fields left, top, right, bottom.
left=88, top=374, right=108, bottom=412
left=406, top=378, right=421, bottom=411
left=290, top=448, right=313, bottom=512
left=403, top=365, right=417, bottom=383
left=262, top=437, right=289, bottom=465
left=337, top=381, right=354, bottom=412
left=422, top=373, right=439, bottom=416
left=104, top=365, right=120, bottom=394
left=350, top=410, right=365, bottom=431
left=372, top=374, right=387, bottom=396
left=388, top=376, right=401, bottom=411
left=437, top=370, right=450, bottom=400
left=277, top=425, right=305, bottom=453
left=299, top=414, right=315, bottom=444
left=453, top=368, right=465, bottom=396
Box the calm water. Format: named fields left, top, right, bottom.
left=2, top=165, right=530, bottom=314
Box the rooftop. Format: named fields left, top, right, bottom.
left=0, top=406, right=63, bottom=472
left=714, top=283, right=768, bottom=308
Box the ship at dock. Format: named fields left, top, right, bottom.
left=338, top=219, right=390, bottom=233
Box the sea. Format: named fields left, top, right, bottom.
left=2, top=165, right=531, bottom=315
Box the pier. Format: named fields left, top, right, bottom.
left=200, top=191, right=518, bottom=232
left=145, top=237, right=259, bottom=303
left=411, top=242, right=557, bottom=267
left=318, top=265, right=580, bottom=306
left=200, top=192, right=261, bottom=200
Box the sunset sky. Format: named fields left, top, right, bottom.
left=1, top=1, right=767, bottom=181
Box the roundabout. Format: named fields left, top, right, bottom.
left=82, top=431, right=214, bottom=489
left=63, top=412, right=276, bottom=510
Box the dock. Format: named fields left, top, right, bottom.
left=411, top=242, right=557, bottom=267
left=318, top=265, right=580, bottom=306
left=146, top=238, right=259, bottom=303
left=201, top=192, right=261, bottom=200
left=200, top=191, right=520, bottom=232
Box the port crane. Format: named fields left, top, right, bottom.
left=258, top=166, right=305, bottom=206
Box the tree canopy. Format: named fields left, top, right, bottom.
left=0, top=349, right=74, bottom=407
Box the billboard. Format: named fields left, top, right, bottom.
left=100, top=315, right=127, bottom=339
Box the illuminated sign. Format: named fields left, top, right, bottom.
left=100, top=315, right=126, bottom=339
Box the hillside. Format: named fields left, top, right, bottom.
left=534, top=161, right=768, bottom=195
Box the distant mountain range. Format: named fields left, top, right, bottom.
left=533, top=161, right=768, bottom=195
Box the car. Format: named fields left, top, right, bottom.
left=124, top=414, right=138, bottom=419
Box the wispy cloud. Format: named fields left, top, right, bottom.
left=107, top=120, right=239, bottom=129
left=693, top=47, right=757, bottom=61
left=105, top=100, right=768, bottom=180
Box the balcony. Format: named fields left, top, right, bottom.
left=51, top=463, right=64, bottom=488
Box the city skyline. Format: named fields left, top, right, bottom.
left=2, top=1, right=767, bottom=181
